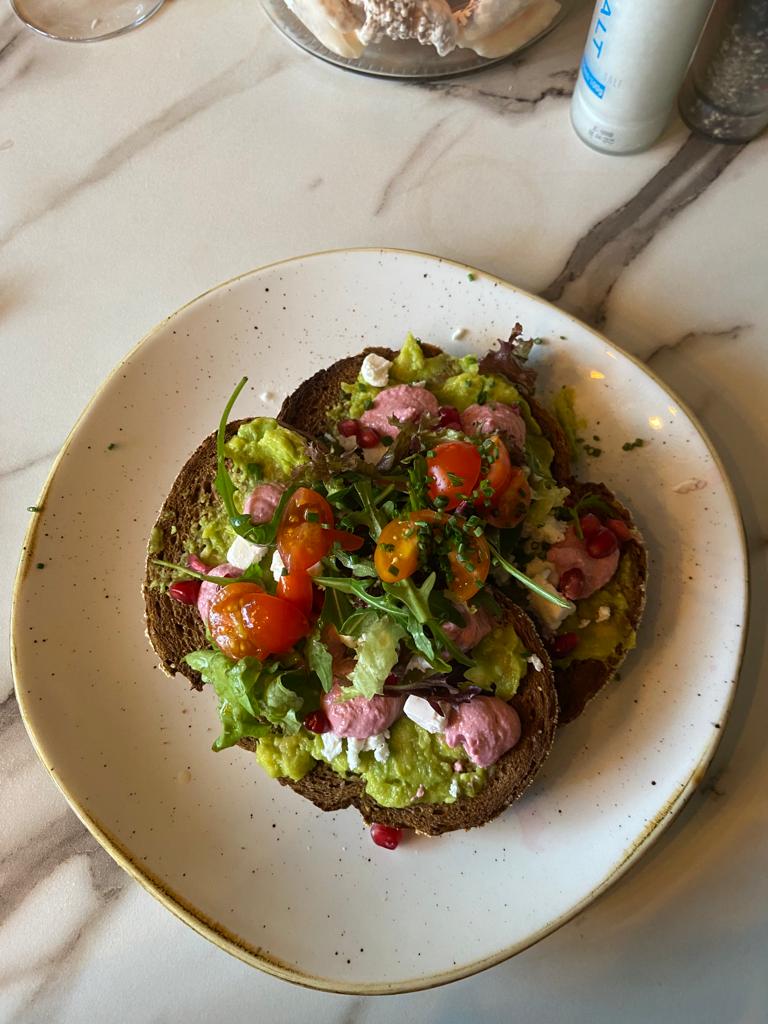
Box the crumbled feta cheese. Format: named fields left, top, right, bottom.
left=362, top=444, right=388, bottom=465
left=226, top=535, right=269, bottom=570
left=449, top=778, right=459, bottom=799
left=451, top=326, right=468, bottom=341
left=259, top=390, right=274, bottom=402
left=405, top=654, right=432, bottom=674
left=672, top=477, right=707, bottom=494
left=339, top=434, right=358, bottom=451
left=524, top=515, right=567, bottom=545
left=526, top=558, right=553, bottom=580
left=596, top=605, right=612, bottom=623
left=528, top=576, right=575, bottom=631
left=578, top=618, right=591, bottom=629
left=404, top=695, right=446, bottom=735
left=320, top=732, right=343, bottom=761
left=527, top=653, right=544, bottom=672
left=360, top=353, right=392, bottom=388
left=270, top=548, right=286, bottom=583
left=346, top=732, right=390, bottom=770
left=414, top=784, right=425, bottom=799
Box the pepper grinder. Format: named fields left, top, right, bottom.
left=679, top=0, right=768, bottom=143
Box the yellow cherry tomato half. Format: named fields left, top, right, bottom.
left=374, top=518, right=420, bottom=583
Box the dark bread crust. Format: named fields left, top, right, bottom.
left=277, top=599, right=557, bottom=836
left=552, top=481, right=648, bottom=723
left=143, top=419, right=250, bottom=691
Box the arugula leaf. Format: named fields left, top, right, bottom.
left=353, top=480, right=385, bottom=538
left=385, top=575, right=474, bottom=669
left=152, top=561, right=268, bottom=585
left=215, top=377, right=248, bottom=521
left=306, top=631, right=334, bottom=693
left=330, top=547, right=378, bottom=577
left=184, top=650, right=304, bottom=750
left=488, top=543, right=571, bottom=608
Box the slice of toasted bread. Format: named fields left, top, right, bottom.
left=550, top=481, right=647, bottom=723
left=275, top=598, right=557, bottom=836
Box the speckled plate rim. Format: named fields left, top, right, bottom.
left=11, top=247, right=749, bottom=995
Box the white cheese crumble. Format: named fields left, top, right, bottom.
left=226, top=535, right=269, bottom=570
left=405, top=654, right=432, bottom=674
left=672, top=477, right=707, bottom=494
left=259, top=390, right=274, bottom=402
left=524, top=514, right=567, bottom=545
left=578, top=618, right=591, bottom=629
left=449, top=778, right=459, bottom=799
left=414, top=784, right=426, bottom=799
left=362, top=443, right=388, bottom=465
left=525, top=557, right=554, bottom=580
left=451, top=326, right=469, bottom=341
left=360, top=353, right=392, bottom=388
left=339, top=434, right=358, bottom=451
left=320, top=732, right=343, bottom=761
left=403, top=695, right=446, bottom=735
left=346, top=732, right=390, bottom=770
left=270, top=549, right=286, bottom=583
left=527, top=653, right=544, bottom=672
left=528, top=576, right=575, bottom=632
left=596, top=605, right=612, bottom=623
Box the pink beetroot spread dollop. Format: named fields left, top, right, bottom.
left=442, top=602, right=493, bottom=652
left=321, top=681, right=405, bottom=739
left=443, top=697, right=521, bottom=768
left=460, top=402, right=526, bottom=451
left=547, top=525, right=619, bottom=599
left=359, top=385, right=439, bottom=439
left=243, top=483, right=284, bottom=523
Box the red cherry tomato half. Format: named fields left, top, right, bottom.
left=484, top=468, right=532, bottom=529
left=208, top=582, right=266, bottom=659
left=240, top=592, right=311, bottom=656
left=479, top=435, right=513, bottom=506
left=427, top=441, right=481, bottom=511
left=277, top=487, right=335, bottom=573
left=276, top=569, right=314, bottom=616
left=332, top=529, right=365, bottom=552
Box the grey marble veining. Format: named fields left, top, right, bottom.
left=2, top=0, right=767, bottom=1020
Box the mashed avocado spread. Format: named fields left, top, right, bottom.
left=255, top=718, right=488, bottom=808
left=186, top=418, right=308, bottom=564
left=557, top=553, right=637, bottom=666
left=254, top=615, right=528, bottom=808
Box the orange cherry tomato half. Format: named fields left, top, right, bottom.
left=446, top=531, right=490, bottom=601
left=426, top=441, right=481, bottom=511
left=208, top=582, right=267, bottom=659
left=484, top=468, right=532, bottom=529
left=276, top=569, right=314, bottom=616
left=240, top=592, right=310, bottom=655
left=277, top=487, right=335, bottom=573
left=374, top=518, right=420, bottom=583
left=479, top=435, right=513, bottom=507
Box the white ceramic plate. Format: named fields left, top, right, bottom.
left=12, top=249, right=747, bottom=994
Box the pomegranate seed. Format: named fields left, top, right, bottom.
left=303, top=709, right=331, bottom=734
left=370, top=823, right=403, bottom=850
left=586, top=526, right=619, bottom=559
left=559, top=567, right=585, bottom=600
left=168, top=580, right=202, bottom=605
left=357, top=427, right=381, bottom=449
left=579, top=513, right=602, bottom=539
left=606, top=517, right=633, bottom=544
left=438, top=405, right=462, bottom=429
left=551, top=632, right=579, bottom=658
left=339, top=419, right=359, bottom=438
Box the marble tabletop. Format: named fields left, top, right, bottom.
left=2, top=0, right=767, bottom=1020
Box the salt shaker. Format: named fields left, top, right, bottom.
left=571, top=0, right=715, bottom=155
left=679, top=0, right=768, bottom=143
